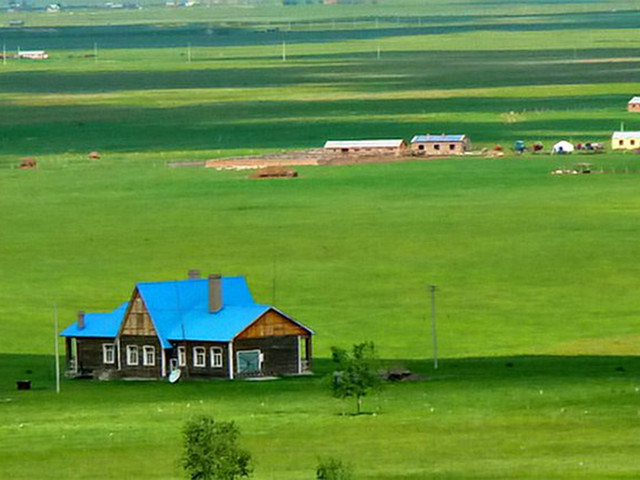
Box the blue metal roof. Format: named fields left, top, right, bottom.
left=136, top=277, right=256, bottom=348
left=60, top=276, right=310, bottom=346
left=411, top=134, right=466, bottom=143
left=60, top=303, right=128, bottom=338
left=172, top=304, right=271, bottom=343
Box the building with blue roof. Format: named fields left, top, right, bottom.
left=410, top=133, right=470, bottom=156
left=60, top=271, right=313, bottom=380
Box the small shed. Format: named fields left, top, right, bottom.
left=628, top=97, right=640, bottom=112
left=552, top=141, right=574, bottom=154
left=323, top=139, right=407, bottom=156
left=410, top=134, right=470, bottom=155
left=611, top=131, right=640, bottom=150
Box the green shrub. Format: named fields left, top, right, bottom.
left=182, top=415, right=252, bottom=480
left=316, top=457, right=353, bottom=480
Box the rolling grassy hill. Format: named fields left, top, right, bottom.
left=1, top=1, right=640, bottom=478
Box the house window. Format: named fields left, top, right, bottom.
left=418, top=144, right=425, bottom=151
left=210, top=347, right=223, bottom=368
left=434, top=144, right=440, bottom=151
left=619, top=140, right=624, bottom=146
left=142, top=346, right=155, bottom=366
left=631, top=140, right=636, bottom=146
left=102, top=344, right=115, bottom=365
left=177, top=346, right=186, bottom=367
left=126, top=345, right=139, bottom=366
left=449, top=144, right=456, bottom=151
left=193, top=347, right=206, bottom=367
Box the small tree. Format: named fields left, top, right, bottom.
left=331, top=341, right=381, bottom=414
left=316, top=457, right=353, bottom=480
left=182, top=415, right=252, bottom=480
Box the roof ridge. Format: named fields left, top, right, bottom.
left=136, top=275, right=245, bottom=286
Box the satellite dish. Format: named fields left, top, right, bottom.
left=169, top=368, right=181, bottom=384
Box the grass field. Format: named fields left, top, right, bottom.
left=1, top=0, right=640, bottom=478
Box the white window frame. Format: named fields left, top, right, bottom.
left=102, top=344, right=115, bottom=365
left=177, top=346, right=186, bottom=367
left=210, top=347, right=223, bottom=368
left=193, top=347, right=206, bottom=367
left=126, top=345, right=139, bottom=366
left=142, top=345, right=155, bottom=366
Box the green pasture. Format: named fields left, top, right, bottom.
left=1, top=0, right=640, bottom=478
left=2, top=355, right=640, bottom=479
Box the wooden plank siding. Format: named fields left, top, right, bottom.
left=120, top=290, right=156, bottom=336
left=236, top=310, right=309, bottom=340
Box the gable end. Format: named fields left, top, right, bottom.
left=119, top=289, right=157, bottom=337
left=235, top=309, right=310, bottom=340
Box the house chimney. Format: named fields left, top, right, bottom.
left=188, top=269, right=201, bottom=280
left=208, top=274, right=222, bottom=313
left=77, top=311, right=85, bottom=330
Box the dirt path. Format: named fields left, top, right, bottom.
left=169, top=149, right=463, bottom=170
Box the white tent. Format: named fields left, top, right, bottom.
left=552, top=141, right=574, bottom=154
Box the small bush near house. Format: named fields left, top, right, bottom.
left=316, top=457, right=354, bottom=480
left=182, top=415, right=252, bottom=480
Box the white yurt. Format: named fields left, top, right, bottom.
left=552, top=140, right=574, bottom=154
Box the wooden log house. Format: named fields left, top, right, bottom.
left=60, top=272, right=313, bottom=380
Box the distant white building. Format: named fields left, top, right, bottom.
left=628, top=97, right=640, bottom=113
left=17, top=50, right=49, bottom=60
left=552, top=141, right=574, bottom=154
left=611, top=131, right=640, bottom=150
left=323, top=139, right=407, bottom=155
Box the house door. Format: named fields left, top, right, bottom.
left=169, top=358, right=178, bottom=372
left=236, top=350, right=262, bottom=375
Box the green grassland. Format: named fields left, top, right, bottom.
left=1, top=1, right=640, bottom=478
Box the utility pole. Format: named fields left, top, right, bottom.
left=187, top=43, right=192, bottom=63
left=282, top=40, right=286, bottom=62
left=272, top=255, right=277, bottom=305
left=377, top=44, right=381, bottom=60
left=53, top=306, right=60, bottom=393
left=2, top=44, right=6, bottom=66
left=429, top=285, right=438, bottom=369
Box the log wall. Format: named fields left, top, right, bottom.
left=118, top=335, right=162, bottom=378
left=235, top=336, right=300, bottom=377
left=168, top=341, right=230, bottom=379
left=76, top=337, right=117, bottom=376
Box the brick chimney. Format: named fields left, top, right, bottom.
left=188, top=269, right=201, bottom=280
left=208, top=274, right=222, bottom=313
left=77, top=311, right=85, bottom=330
